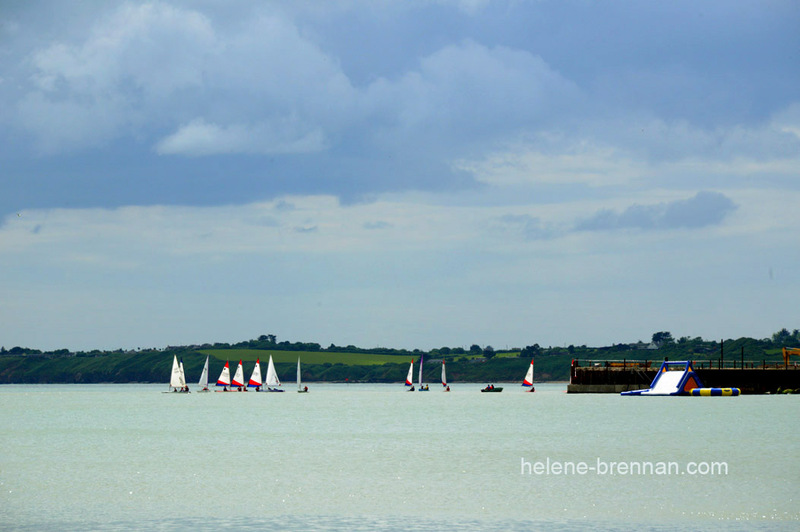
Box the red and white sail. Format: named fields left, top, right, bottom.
left=216, top=360, right=231, bottom=387
left=405, top=359, right=414, bottom=386
left=522, top=358, right=534, bottom=387
left=441, top=360, right=447, bottom=387
left=231, top=360, right=245, bottom=387
left=248, top=358, right=263, bottom=388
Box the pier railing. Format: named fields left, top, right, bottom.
left=571, top=359, right=799, bottom=370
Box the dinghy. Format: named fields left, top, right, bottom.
left=248, top=358, right=263, bottom=391
left=297, top=358, right=308, bottom=393
left=197, top=355, right=211, bottom=392
left=265, top=355, right=283, bottom=392
left=231, top=360, right=246, bottom=391
left=417, top=354, right=429, bottom=391
left=179, top=358, right=189, bottom=392
left=522, top=358, right=535, bottom=392
left=405, top=359, right=414, bottom=391
left=481, top=384, right=503, bottom=392
left=215, top=360, right=232, bottom=391
left=165, top=355, right=189, bottom=393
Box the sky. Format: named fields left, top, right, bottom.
left=1, top=0, right=798, bottom=352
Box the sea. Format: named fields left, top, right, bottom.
left=0, top=383, right=797, bottom=531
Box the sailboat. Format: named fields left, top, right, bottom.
left=216, top=360, right=232, bottom=391
left=405, top=359, right=414, bottom=391
left=248, top=358, right=263, bottom=391
left=297, top=357, right=308, bottom=393
left=231, top=360, right=246, bottom=391
left=165, top=354, right=188, bottom=393
left=265, top=355, right=283, bottom=392
left=179, top=358, right=189, bottom=392
left=442, top=360, right=449, bottom=391
left=522, top=358, right=535, bottom=392
left=197, top=355, right=210, bottom=392
left=418, top=354, right=429, bottom=391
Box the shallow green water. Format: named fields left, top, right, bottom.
left=0, top=383, right=797, bottom=530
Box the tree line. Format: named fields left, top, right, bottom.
left=2, top=328, right=798, bottom=361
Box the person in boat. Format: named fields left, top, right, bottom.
left=445, top=385, right=450, bottom=392
left=408, top=385, right=415, bottom=391
left=255, top=386, right=261, bottom=392
left=304, top=386, right=308, bottom=392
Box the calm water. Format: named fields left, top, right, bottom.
left=0, top=383, right=797, bottom=530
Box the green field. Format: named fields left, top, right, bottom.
left=198, top=349, right=415, bottom=366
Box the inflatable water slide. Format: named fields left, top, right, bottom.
left=621, top=361, right=740, bottom=396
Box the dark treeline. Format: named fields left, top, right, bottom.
left=0, top=329, right=796, bottom=384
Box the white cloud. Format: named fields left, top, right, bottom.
left=455, top=103, right=800, bottom=189
left=28, top=3, right=214, bottom=96
left=366, top=40, right=578, bottom=140
left=455, top=140, right=644, bottom=186
left=15, top=3, right=351, bottom=154
left=155, top=118, right=326, bottom=156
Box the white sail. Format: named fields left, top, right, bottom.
left=248, top=359, right=263, bottom=388
left=231, top=360, right=245, bottom=387
left=405, top=359, right=414, bottom=386
left=442, top=360, right=447, bottom=387
left=297, top=358, right=302, bottom=390
left=418, top=354, right=424, bottom=387
left=179, top=359, right=187, bottom=388
left=265, top=355, right=281, bottom=387
left=198, top=356, right=209, bottom=389
left=216, top=360, right=231, bottom=387
left=169, top=355, right=183, bottom=389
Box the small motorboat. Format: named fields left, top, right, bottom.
left=481, top=385, right=503, bottom=393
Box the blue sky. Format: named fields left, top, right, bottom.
left=1, top=0, right=798, bottom=351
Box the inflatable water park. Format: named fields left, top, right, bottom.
left=620, top=361, right=739, bottom=396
